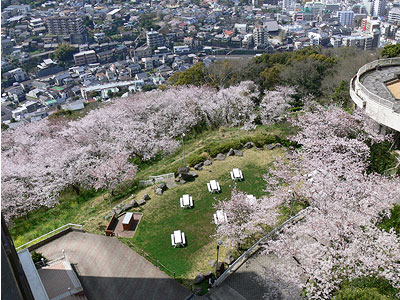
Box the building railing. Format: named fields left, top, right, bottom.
left=212, top=207, right=313, bottom=287
left=354, top=57, right=400, bottom=109
left=16, top=223, right=83, bottom=251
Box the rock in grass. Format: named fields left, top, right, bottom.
left=137, top=198, right=146, bottom=206
left=123, top=202, right=136, bottom=210
left=143, top=194, right=150, bottom=200
left=233, top=150, right=243, bottom=156
left=155, top=188, right=163, bottom=195
left=204, top=271, right=212, bottom=278
left=204, top=160, right=212, bottom=166
left=194, top=162, right=203, bottom=170
left=159, top=182, right=167, bottom=191
left=227, top=148, right=234, bottom=156
left=178, top=166, right=190, bottom=174
left=130, top=199, right=138, bottom=207
left=244, top=141, right=255, bottom=149
left=215, top=153, right=226, bottom=160
left=194, top=273, right=205, bottom=284
left=188, top=171, right=198, bottom=178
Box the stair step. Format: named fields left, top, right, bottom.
left=208, top=285, right=247, bottom=300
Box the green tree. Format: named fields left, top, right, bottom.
left=168, top=63, right=206, bottom=86
left=260, top=65, right=283, bottom=90
left=83, top=16, right=94, bottom=30
left=332, top=80, right=351, bottom=107
left=381, top=44, right=400, bottom=58
left=54, top=43, right=77, bottom=64
left=1, top=123, right=9, bottom=131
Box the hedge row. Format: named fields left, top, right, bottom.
left=185, top=134, right=299, bottom=167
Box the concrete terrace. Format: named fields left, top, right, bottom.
left=361, top=65, right=400, bottom=102
left=35, top=231, right=191, bottom=300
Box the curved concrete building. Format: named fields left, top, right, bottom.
left=350, top=58, right=400, bottom=132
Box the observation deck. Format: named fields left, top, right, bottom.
left=350, top=58, right=400, bottom=132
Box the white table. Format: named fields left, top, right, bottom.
left=171, top=230, right=186, bottom=247
left=174, top=230, right=182, bottom=244
left=180, top=194, right=193, bottom=208
left=208, top=180, right=220, bottom=193
left=183, top=194, right=190, bottom=206
left=231, top=168, right=243, bottom=181
left=214, top=210, right=228, bottom=224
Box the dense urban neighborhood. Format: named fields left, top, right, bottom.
left=2, top=0, right=400, bottom=125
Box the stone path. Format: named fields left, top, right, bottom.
left=35, top=231, right=191, bottom=300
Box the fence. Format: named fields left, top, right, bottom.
left=139, top=173, right=175, bottom=186
left=16, top=223, right=83, bottom=251
left=122, top=238, right=177, bottom=279
left=212, top=207, right=312, bottom=287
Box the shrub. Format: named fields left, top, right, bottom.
left=367, top=141, right=397, bottom=175
left=205, top=140, right=241, bottom=157
left=31, top=251, right=46, bottom=264
left=379, top=204, right=400, bottom=235
left=335, top=276, right=399, bottom=300
left=187, top=154, right=206, bottom=167
left=334, top=287, right=390, bottom=300
left=250, top=134, right=277, bottom=147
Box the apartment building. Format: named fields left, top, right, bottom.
left=146, top=30, right=164, bottom=48
left=253, top=26, right=269, bottom=48
left=73, top=50, right=97, bottom=66
left=46, top=16, right=84, bottom=35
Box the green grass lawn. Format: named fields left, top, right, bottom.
left=128, top=148, right=283, bottom=282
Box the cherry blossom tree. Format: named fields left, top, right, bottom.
left=213, top=188, right=283, bottom=248
left=1, top=82, right=263, bottom=221
left=259, top=86, right=296, bottom=125
left=260, top=104, right=400, bottom=299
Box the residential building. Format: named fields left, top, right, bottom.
left=146, top=30, right=164, bottom=48
left=253, top=26, right=269, bottom=48
left=338, top=11, right=354, bottom=26
left=73, top=50, right=97, bottom=66
left=46, top=16, right=85, bottom=36
left=388, top=7, right=400, bottom=24
left=45, top=16, right=86, bottom=43
left=373, top=0, right=386, bottom=17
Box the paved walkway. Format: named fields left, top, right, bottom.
left=204, top=249, right=305, bottom=300
left=35, top=231, right=191, bottom=300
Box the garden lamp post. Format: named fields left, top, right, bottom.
left=181, top=133, right=186, bottom=167
left=216, top=240, right=222, bottom=277
left=238, top=113, right=241, bottom=144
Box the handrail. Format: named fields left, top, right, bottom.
left=213, top=207, right=312, bottom=287
left=354, top=57, right=400, bottom=109
left=16, top=223, right=83, bottom=251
